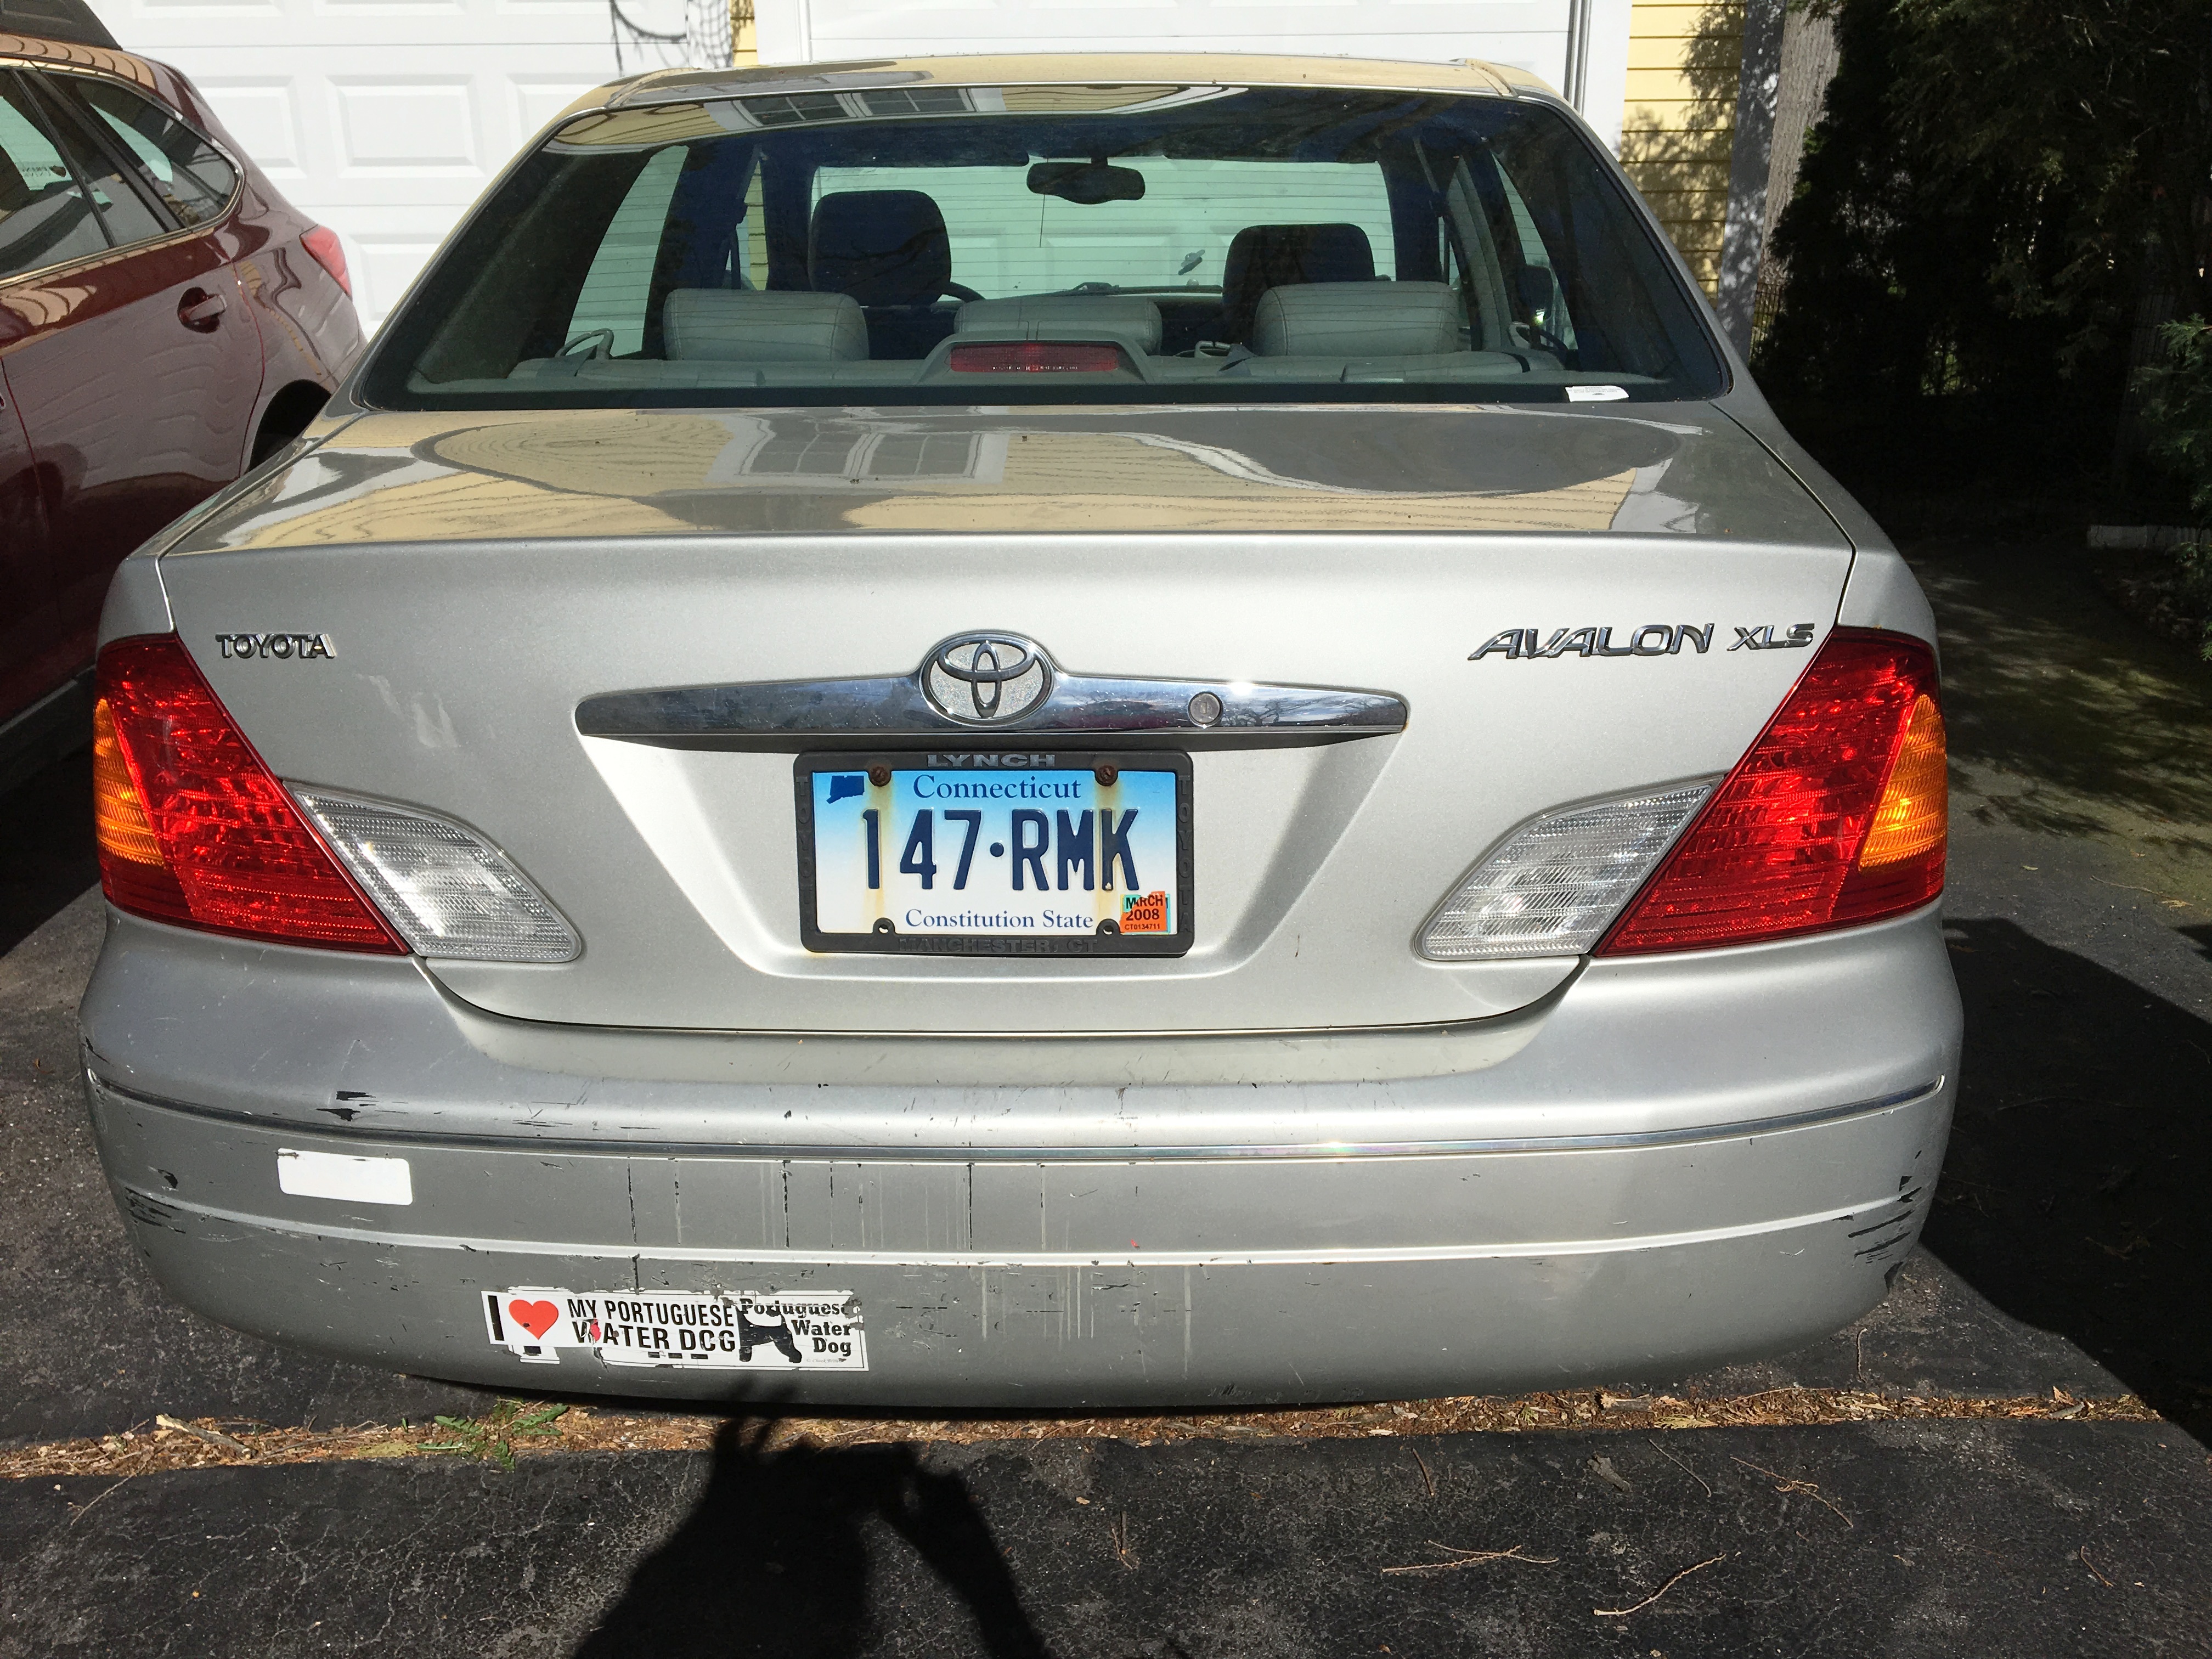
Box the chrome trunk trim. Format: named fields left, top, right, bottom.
left=576, top=636, right=1408, bottom=747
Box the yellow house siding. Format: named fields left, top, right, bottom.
left=1619, top=0, right=1746, bottom=294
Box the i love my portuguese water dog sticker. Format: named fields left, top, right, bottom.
left=484, top=1288, right=866, bottom=1370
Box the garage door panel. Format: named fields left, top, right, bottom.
left=108, top=0, right=618, bottom=48
left=511, top=73, right=605, bottom=138
left=188, top=77, right=308, bottom=178
left=346, top=228, right=443, bottom=319
left=168, top=47, right=615, bottom=190
left=105, top=0, right=657, bottom=324
left=331, top=76, right=483, bottom=176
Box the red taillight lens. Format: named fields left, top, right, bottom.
left=301, top=225, right=351, bottom=296
left=948, top=341, right=1123, bottom=373
left=93, top=636, right=403, bottom=952
left=1598, top=628, right=1946, bottom=955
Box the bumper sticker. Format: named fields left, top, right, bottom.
left=276, top=1147, right=413, bottom=1206
left=482, top=1287, right=866, bottom=1370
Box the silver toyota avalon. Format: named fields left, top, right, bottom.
left=81, top=54, right=1957, bottom=1406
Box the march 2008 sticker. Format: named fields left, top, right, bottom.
left=483, top=1287, right=866, bottom=1370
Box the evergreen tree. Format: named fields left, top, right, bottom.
left=1756, top=0, right=2212, bottom=491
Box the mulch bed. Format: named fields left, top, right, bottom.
left=1, top=1386, right=2157, bottom=1482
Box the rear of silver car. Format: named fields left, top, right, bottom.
left=80, top=57, right=1959, bottom=1406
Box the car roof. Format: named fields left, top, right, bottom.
left=1, top=31, right=163, bottom=94
left=550, top=50, right=1551, bottom=126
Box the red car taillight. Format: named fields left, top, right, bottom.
left=301, top=225, right=351, bottom=296
left=948, top=341, right=1123, bottom=373
left=1598, top=628, right=1947, bottom=955
left=93, top=636, right=404, bottom=952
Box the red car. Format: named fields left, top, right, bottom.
left=1, top=0, right=362, bottom=789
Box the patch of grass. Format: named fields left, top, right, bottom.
left=1, top=1389, right=2165, bottom=1485
left=421, top=1400, right=569, bottom=1471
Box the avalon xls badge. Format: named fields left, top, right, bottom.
left=1468, top=623, right=1818, bottom=659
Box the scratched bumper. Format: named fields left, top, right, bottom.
left=81, top=905, right=1960, bottom=1407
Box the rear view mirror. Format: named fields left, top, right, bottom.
left=1027, top=160, right=1147, bottom=205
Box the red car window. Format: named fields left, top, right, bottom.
left=18, top=74, right=164, bottom=249
left=61, top=76, right=236, bottom=229
left=0, top=72, right=110, bottom=278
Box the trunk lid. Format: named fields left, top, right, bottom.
left=162, top=403, right=1852, bottom=1034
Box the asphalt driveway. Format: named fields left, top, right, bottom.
left=1, top=531, right=2208, bottom=1656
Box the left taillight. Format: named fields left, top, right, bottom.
left=93, top=635, right=405, bottom=953
left=301, top=225, right=350, bottom=296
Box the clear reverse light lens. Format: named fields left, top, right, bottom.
left=291, top=789, right=580, bottom=962
left=1417, top=780, right=1720, bottom=961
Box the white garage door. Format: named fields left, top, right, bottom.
left=94, top=0, right=701, bottom=325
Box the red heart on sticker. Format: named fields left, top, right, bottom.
left=507, top=1299, right=559, bottom=1340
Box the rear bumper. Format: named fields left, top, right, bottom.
left=81, top=905, right=1961, bottom=1406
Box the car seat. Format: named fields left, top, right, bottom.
left=809, top=189, right=970, bottom=359
left=1218, top=223, right=1375, bottom=343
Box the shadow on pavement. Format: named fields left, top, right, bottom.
left=573, top=1418, right=1052, bottom=1659
left=1931, top=917, right=2212, bottom=1436
left=0, top=749, right=97, bottom=957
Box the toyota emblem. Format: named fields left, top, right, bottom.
left=921, top=633, right=1052, bottom=724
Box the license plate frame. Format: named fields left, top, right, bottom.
left=794, top=749, right=1194, bottom=957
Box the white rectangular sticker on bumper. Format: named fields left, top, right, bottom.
left=276, top=1148, right=413, bottom=1205
left=483, top=1288, right=866, bottom=1370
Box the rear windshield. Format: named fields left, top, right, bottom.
left=362, top=82, right=1725, bottom=409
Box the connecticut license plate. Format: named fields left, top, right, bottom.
left=796, top=750, right=1192, bottom=955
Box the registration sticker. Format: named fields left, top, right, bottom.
left=482, top=1287, right=866, bottom=1370
left=1118, top=890, right=1170, bottom=933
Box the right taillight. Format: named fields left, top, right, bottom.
left=301, top=225, right=351, bottom=296
left=1598, top=628, right=1946, bottom=955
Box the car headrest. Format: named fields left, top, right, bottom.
left=810, top=190, right=952, bottom=307
left=1251, top=281, right=1464, bottom=358
left=662, top=289, right=870, bottom=362
left=953, top=296, right=1163, bottom=355
left=1220, top=223, right=1375, bottom=341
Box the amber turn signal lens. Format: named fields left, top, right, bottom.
left=1857, top=693, right=1947, bottom=867
left=92, top=696, right=165, bottom=868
